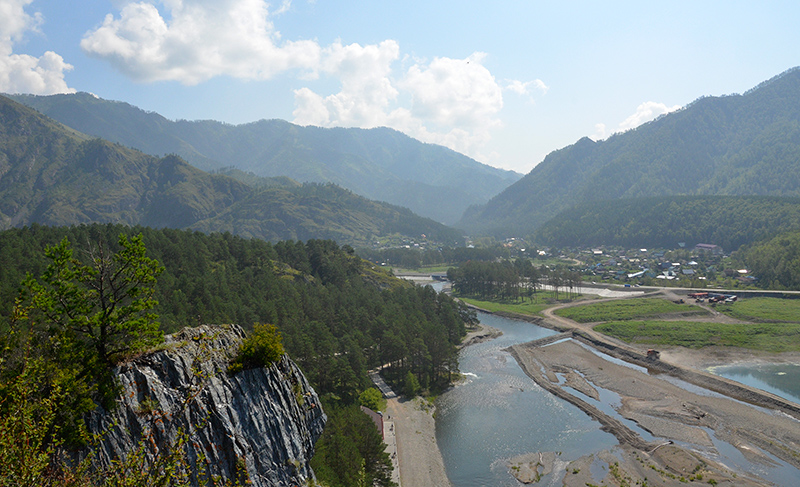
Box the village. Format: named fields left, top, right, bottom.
left=537, top=241, right=759, bottom=290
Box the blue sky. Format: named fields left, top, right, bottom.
left=2, top=1, right=800, bottom=174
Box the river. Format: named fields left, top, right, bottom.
left=435, top=312, right=618, bottom=486
left=435, top=311, right=800, bottom=486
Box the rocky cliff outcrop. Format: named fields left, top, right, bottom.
left=84, top=324, right=326, bottom=486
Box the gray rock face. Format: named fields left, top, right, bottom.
left=85, top=325, right=326, bottom=486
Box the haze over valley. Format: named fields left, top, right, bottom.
left=4, top=2, right=800, bottom=486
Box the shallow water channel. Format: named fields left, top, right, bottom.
left=435, top=313, right=618, bottom=486
left=709, top=362, right=800, bottom=405
left=435, top=311, right=800, bottom=486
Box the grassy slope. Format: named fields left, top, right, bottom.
left=715, top=297, right=800, bottom=323
left=465, top=290, right=800, bottom=352
left=579, top=297, right=800, bottom=352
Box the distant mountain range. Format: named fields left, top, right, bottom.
left=458, top=67, right=800, bottom=237
left=8, top=92, right=521, bottom=225
left=0, top=94, right=462, bottom=246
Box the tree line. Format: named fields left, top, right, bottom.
left=737, top=230, right=800, bottom=290
left=533, top=195, right=800, bottom=252
left=447, top=259, right=583, bottom=301
left=357, top=244, right=516, bottom=270
left=0, top=224, right=477, bottom=486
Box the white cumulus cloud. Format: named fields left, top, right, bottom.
left=293, top=50, right=508, bottom=161
left=402, top=52, right=503, bottom=129
left=505, top=78, right=548, bottom=97
left=0, top=0, right=74, bottom=94
left=591, top=122, right=607, bottom=141
left=81, top=0, right=321, bottom=84
left=593, top=101, right=682, bottom=141
left=292, top=40, right=400, bottom=127
left=617, top=101, right=681, bottom=132
left=83, top=1, right=541, bottom=162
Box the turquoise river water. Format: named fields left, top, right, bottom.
left=435, top=311, right=800, bottom=486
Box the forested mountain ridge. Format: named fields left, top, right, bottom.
left=8, top=92, right=522, bottom=224
left=0, top=94, right=250, bottom=229
left=458, top=66, right=800, bottom=236
left=0, top=94, right=461, bottom=246
left=191, top=182, right=464, bottom=246
left=533, top=195, right=800, bottom=251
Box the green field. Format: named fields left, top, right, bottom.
left=555, top=298, right=707, bottom=323
left=716, top=297, right=800, bottom=323
left=595, top=320, right=800, bottom=352
left=459, top=295, right=557, bottom=316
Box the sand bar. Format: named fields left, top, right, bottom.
left=508, top=338, right=800, bottom=486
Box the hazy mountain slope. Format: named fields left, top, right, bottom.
left=0, top=94, right=461, bottom=246
left=534, top=195, right=800, bottom=251
left=191, top=183, right=464, bottom=246
left=458, top=67, right=800, bottom=236
left=9, top=92, right=521, bottom=224
left=0, top=95, right=250, bottom=229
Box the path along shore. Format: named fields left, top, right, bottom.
left=369, top=371, right=451, bottom=487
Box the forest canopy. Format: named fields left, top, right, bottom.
left=737, top=231, right=800, bottom=290
left=0, top=224, right=474, bottom=401
left=0, top=224, right=476, bottom=486
left=533, top=195, right=800, bottom=251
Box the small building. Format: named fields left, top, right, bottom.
left=360, top=406, right=384, bottom=440
left=695, top=243, right=723, bottom=255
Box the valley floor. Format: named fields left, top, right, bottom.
left=503, top=296, right=800, bottom=486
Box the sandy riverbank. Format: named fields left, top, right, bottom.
left=385, top=396, right=451, bottom=487
left=378, top=322, right=505, bottom=487
left=508, top=339, right=800, bottom=486
left=459, top=322, right=503, bottom=349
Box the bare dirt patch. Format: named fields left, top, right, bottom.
left=508, top=339, right=800, bottom=486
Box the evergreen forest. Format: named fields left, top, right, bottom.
left=737, top=231, right=800, bottom=290
left=532, top=195, right=800, bottom=251
left=0, top=224, right=476, bottom=486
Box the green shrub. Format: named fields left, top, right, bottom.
left=358, top=387, right=387, bottom=412
left=403, top=371, right=420, bottom=397
left=229, top=324, right=285, bottom=374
